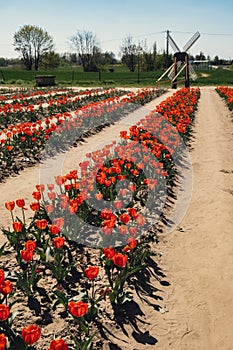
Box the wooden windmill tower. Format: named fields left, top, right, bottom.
left=157, top=31, right=200, bottom=88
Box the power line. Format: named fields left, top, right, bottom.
left=99, top=31, right=165, bottom=43
left=172, top=30, right=233, bottom=37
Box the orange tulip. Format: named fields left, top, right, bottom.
left=5, top=201, right=15, bottom=211
left=112, top=253, right=128, bottom=268
left=12, top=221, right=23, bottom=232
left=35, top=219, right=48, bottom=230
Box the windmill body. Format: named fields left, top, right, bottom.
left=157, top=31, right=200, bottom=88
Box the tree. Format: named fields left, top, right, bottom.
left=41, top=51, right=60, bottom=69
left=195, top=51, right=206, bottom=61
left=70, top=30, right=101, bottom=72
left=13, top=25, right=54, bottom=71
left=103, top=51, right=117, bottom=65
left=120, top=35, right=141, bottom=72
left=140, top=39, right=155, bottom=72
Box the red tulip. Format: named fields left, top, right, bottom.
left=84, top=266, right=99, bottom=280
left=127, top=237, right=138, bottom=249
left=68, top=301, right=88, bottom=318
left=53, top=217, right=64, bottom=229
left=0, top=304, right=10, bottom=321
left=0, top=270, right=4, bottom=284
left=16, top=198, right=25, bottom=208
left=48, top=192, right=56, bottom=200
left=21, top=249, right=34, bottom=262
left=49, top=225, right=60, bottom=235
left=21, top=324, right=41, bottom=345
left=35, top=184, right=45, bottom=192
left=30, top=202, right=40, bottom=211
left=32, top=191, right=41, bottom=201
left=25, top=240, right=36, bottom=251
left=118, top=225, right=128, bottom=235
left=48, top=339, right=68, bottom=350
left=47, top=184, right=54, bottom=191
left=120, top=213, right=131, bottom=224
left=53, top=237, right=65, bottom=249
left=0, top=333, right=7, bottom=350
left=0, top=280, right=13, bottom=295
left=102, top=246, right=115, bottom=260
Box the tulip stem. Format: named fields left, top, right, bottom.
left=22, top=208, right=26, bottom=225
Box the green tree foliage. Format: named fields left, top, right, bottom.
left=41, top=51, right=60, bottom=69
left=13, top=25, right=54, bottom=71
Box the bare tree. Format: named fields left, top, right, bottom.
left=120, top=35, right=139, bottom=72
left=13, top=25, right=54, bottom=70
left=70, top=30, right=101, bottom=72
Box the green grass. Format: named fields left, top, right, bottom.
left=195, top=68, right=233, bottom=86
left=0, top=65, right=233, bottom=87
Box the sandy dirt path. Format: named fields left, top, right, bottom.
left=155, top=86, right=233, bottom=350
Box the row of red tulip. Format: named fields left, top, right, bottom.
left=216, top=86, right=233, bottom=110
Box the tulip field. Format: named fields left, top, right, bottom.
left=0, top=84, right=208, bottom=349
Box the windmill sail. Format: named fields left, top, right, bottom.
left=168, top=33, right=180, bottom=53
left=183, top=31, right=200, bottom=52
left=168, top=61, right=182, bottom=80
left=189, top=63, right=197, bottom=80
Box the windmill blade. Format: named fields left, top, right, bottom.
left=168, top=33, right=180, bottom=52
left=189, top=63, right=197, bottom=80
left=168, top=61, right=182, bottom=80
left=183, top=31, right=200, bottom=52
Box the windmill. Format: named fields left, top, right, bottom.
left=157, top=31, right=200, bottom=88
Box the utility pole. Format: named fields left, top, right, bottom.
left=166, top=30, right=169, bottom=68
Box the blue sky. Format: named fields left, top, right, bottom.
left=0, top=0, right=233, bottom=59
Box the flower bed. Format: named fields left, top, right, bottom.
left=0, top=87, right=200, bottom=349
left=216, top=86, right=233, bottom=110
left=0, top=88, right=159, bottom=182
